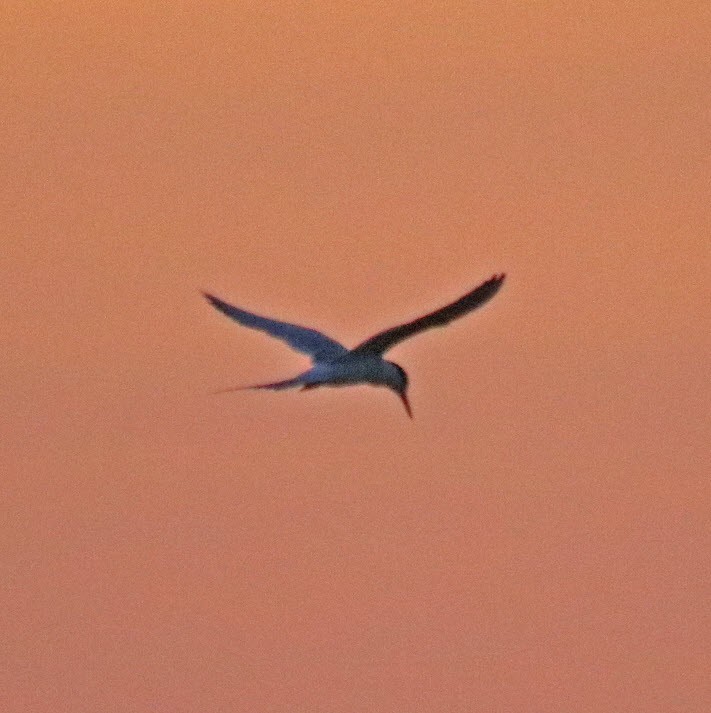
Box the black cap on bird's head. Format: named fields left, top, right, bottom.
left=389, top=362, right=412, bottom=418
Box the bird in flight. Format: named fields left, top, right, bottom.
left=203, top=273, right=505, bottom=418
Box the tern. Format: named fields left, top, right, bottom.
left=203, top=273, right=505, bottom=418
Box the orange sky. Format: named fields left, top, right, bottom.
left=3, top=3, right=710, bottom=711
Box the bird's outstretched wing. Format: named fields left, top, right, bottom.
left=203, top=292, right=348, bottom=362
left=352, top=274, right=506, bottom=355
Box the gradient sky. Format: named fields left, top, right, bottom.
left=3, top=3, right=710, bottom=712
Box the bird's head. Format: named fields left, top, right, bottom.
left=387, top=362, right=412, bottom=418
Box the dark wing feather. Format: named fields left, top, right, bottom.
left=203, top=292, right=348, bottom=362
left=352, top=274, right=506, bottom=355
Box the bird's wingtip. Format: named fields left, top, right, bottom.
left=488, top=273, right=506, bottom=289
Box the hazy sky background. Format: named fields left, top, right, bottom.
left=3, top=2, right=710, bottom=711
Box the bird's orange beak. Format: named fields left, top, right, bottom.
left=399, top=391, right=413, bottom=419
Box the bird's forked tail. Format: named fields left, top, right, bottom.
left=211, top=376, right=303, bottom=394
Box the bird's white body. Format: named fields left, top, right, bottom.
left=203, top=273, right=505, bottom=417
left=302, top=355, right=402, bottom=389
